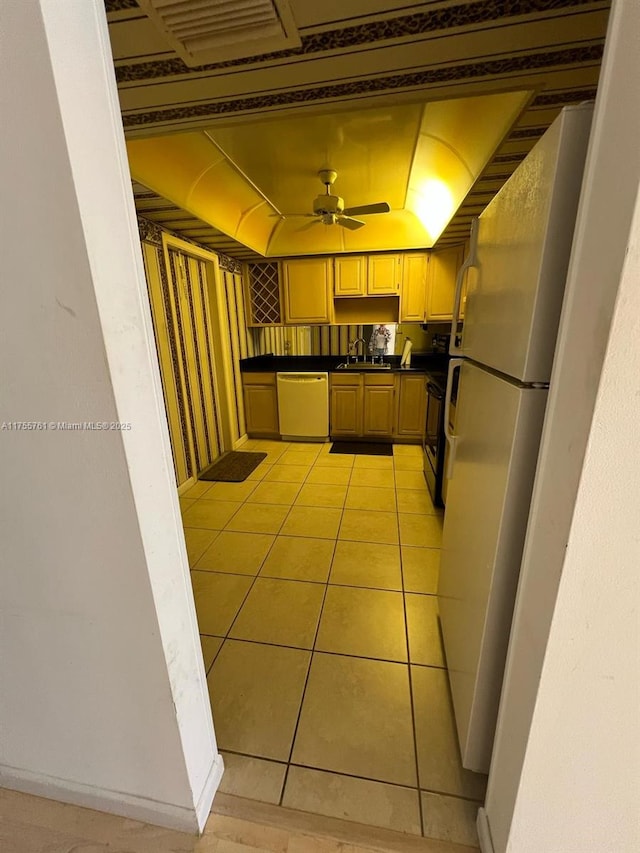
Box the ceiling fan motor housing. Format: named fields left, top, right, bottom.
left=313, top=193, right=344, bottom=215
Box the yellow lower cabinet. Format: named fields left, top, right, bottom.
left=282, top=257, right=333, bottom=323
left=242, top=373, right=279, bottom=438
left=396, top=373, right=427, bottom=438
left=330, top=374, right=363, bottom=437
left=363, top=374, right=396, bottom=437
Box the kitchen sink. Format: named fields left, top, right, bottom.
left=336, top=361, right=392, bottom=370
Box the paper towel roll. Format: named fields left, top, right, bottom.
left=400, top=337, right=412, bottom=367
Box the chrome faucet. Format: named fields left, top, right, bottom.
left=348, top=338, right=366, bottom=363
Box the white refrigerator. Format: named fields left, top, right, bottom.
left=438, top=103, right=593, bottom=774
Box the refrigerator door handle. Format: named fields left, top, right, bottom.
left=444, top=358, right=464, bottom=479
left=449, top=217, right=479, bottom=357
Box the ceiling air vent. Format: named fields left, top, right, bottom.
left=137, top=0, right=301, bottom=67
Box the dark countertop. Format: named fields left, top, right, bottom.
left=240, top=354, right=449, bottom=374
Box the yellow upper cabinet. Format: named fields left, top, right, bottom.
left=367, top=254, right=402, bottom=295
left=334, top=255, right=367, bottom=297
left=425, top=245, right=465, bottom=321
left=282, top=257, right=334, bottom=324
left=400, top=253, right=428, bottom=322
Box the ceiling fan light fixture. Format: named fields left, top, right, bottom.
left=278, top=168, right=390, bottom=228
left=318, top=168, right=338, bottom=187
left=313, top=194, right=344, bottom=215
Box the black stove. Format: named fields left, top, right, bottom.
left=423, top=369, right=448, bottom=507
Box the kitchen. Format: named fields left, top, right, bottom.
left=3, top=5, right=636, bottom=852
left=111, top=1, right=615, bottom=849
left=131, top=83, right=593, bottom=850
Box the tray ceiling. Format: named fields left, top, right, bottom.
left=106, top=0, right=612, bottom=258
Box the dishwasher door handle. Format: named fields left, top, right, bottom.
left=277, top=373, right=326, bottom=383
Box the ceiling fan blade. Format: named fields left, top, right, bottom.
left=342, top=202, right=390, bottom=216
left=337, top=216, right=366, bottom=231
left=299, top=219, right=322, bottom=231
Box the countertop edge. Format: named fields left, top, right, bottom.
left=240, top=354, right=448, bottom=375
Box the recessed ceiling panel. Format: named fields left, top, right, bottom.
left=205, top=104, right=422, bottom=214
left=127, top=93, right=531, bottom=256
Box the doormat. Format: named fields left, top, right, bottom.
left=199, top=451, right=267, bottom=482
left=330, top=441, right=393, bottom=456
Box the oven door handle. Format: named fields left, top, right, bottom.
left=444, top=359, right=464, bottom=479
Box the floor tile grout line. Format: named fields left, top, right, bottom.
left=219, top=747, right=483, bottom=804
left=398, top=474, right=427, bottom=838
left=278, top=451, right=351, bottom=806
left=191, top=562, right=440, bottom=597
left=212, top=513, right=292, bottom=651
left=199, top=633, right=448, bottom=670
left=278, top=529, right=340, bottom=808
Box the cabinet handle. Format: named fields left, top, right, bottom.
left=444, top=359, right=463, bottom=479
left=449, top=217, right=478, bottom=356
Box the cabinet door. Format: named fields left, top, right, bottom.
left=396, top=374, right=427, bottom=437
left=283, top=258, right=333, bottom=323
left=400, top=253, right=428, bottom=322
left=367, top=254, right=402, bottom=295
left=334, top=255, right=367, bottom=297
left=363, top=387, right=395, bottom=436
left=243, top=383, right=279, bottom=437
left=330, top=383, right=363, bottom=437
left=245, top=262, right=281, bottom=326
left=425, top=245, right=465, bottom=321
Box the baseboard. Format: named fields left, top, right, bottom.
left=281, top=434, right=328, bottom=442
left=0, top=762, right=216, bottom=834
left=233, top=434, right=249, bottom=449
left=194, top=753, right=224, bottom=832
left=177, top=476, right=196, bottom=496
left=477, top=807, right=496, bottom=853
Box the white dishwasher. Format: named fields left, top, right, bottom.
left=276, top=372, right=329, bottom=441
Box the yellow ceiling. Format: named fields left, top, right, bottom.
left=127, top=91, right=531, bottom=257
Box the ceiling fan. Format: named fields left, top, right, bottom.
left=276, top=169, right=390, bottom=230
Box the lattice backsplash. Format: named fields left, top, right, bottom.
left=247, top=262, right=281, bottom=325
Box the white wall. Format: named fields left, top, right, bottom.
left=481, top=1, right=640, bottom=848
left=0, top=0, right=220, bottom=831
left=505, top=181, right=640, bottom=853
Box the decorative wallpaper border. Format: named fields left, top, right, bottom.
left=137, top=215, right=244, bottom=272
left=123, top=44, right=604, bottom=128
left=137, top=216, right=163, bottom=245
left=532, top=87, right=598, bottom=105
left=218, top=255, right=243, bottom=275
left=114, top=0, right=608, bottom=82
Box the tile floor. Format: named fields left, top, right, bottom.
left=181, top=440, right=487, bottom=849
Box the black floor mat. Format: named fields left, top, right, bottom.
left=330, top=441, right=393, bottom=456
left=198, top=451, right=267, bottom=482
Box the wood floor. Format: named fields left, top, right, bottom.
left=0, top=788, right=476, bottom=853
